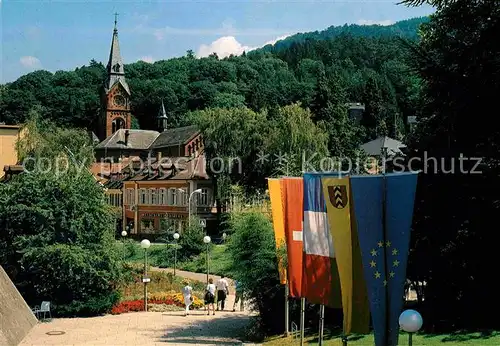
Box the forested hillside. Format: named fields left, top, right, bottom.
left=257, top=16, right=429, bottom=52
left=0, top=17, right=424, bottom=144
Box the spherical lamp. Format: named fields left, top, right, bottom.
left=140, top=239, right=151, bottom=249
left=399, top=309, right=423, bottom=333
left=173, top=233, right=180, bottom=240
left=203, top=235, right=211, bottom=244
left=121, top=230, right=127, bottom=237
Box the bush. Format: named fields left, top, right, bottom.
left=178, top=221, right=207, bottom=259
left=227, top=212, right=284, bottom=339
left=124, top=239, right=139, bottom=259
left=20, top=244, right=121, bottom=317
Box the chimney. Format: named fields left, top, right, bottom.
left=124, top=129, right=130, bottom=146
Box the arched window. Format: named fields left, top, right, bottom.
left=112, top=118, right=125, bottom=133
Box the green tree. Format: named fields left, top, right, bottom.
left=227, top=211, right=283, bottom=338
left=0, top=119, right=120, bottom=317
left=402, top=0, right=500, bottom=330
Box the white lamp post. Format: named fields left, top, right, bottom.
left=173, top=232, right=180, bottom=276
left=121, top=230, right=127, bottom=261
left=399, top=309, right=423, bottom=346
left=203, top=235, right=211, bottom=284
left=140, top=239, right=151, bottom=312
left=188, top=189, right=203, bottom=227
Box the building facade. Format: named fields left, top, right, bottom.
left=0, top=124, right=22, bottom=178
left=93, top=18, right=216, bottom=237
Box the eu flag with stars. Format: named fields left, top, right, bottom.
left=350, top=175, right=387, bottom=346
left=385, top=172, right=418, bottom=345
left=351, top=172, right=418, bottom=346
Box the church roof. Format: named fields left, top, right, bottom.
left=150, top=125, right=199, bottom=149
left=105, top=21, right=130, bottom=95
left=96, top=129, right=160, bottom=150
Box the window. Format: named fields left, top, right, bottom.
left=151, top=188, right=158, bottom=205
left=141, top=219, right=155, bottom=233
left=126, top=189, right=134, bottom=205
left=159, top=188, right=167, bottom=205
left=169, top=188, right=177, bottom=205
left=178, top=189, right=187, bottom=206
left=198, top=188, right=209, bottom=206
left=139, top=189, right=147, bottom=205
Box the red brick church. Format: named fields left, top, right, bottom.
left=92, top=17, right=216, bottom=238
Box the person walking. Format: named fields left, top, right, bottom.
left=216, top=275, right=229, bottom=311
left=182, top=279, right=193, bottom=316
left=232, top=280, right=244, bottom=312
left=205, top=278, right=216, bottom=316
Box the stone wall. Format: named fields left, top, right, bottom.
left=0, top=265, right=37, bottom=346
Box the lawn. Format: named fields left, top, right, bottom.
left=177, top=244, right=232, bottom=276
left=264, top=330, right=500, bottom=345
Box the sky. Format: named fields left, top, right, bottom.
left=0, top=0, right=434, bottom=83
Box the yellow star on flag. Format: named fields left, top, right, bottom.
left=370, top=260, right=376, bottom=268
left=386, top=241, right=392, bottom=247
left=374, top=271, right=381, bottom=279
left=389, top=271, right=395, bottom=278
left=377, top=241, right=384, bottom=248
left=393, top=260, right=400, bottom=267
left=371, top=249, right=378, bottom=256
left=392, top=248, right=398, bottom=255
left=383, top=280, right=388, bottom=286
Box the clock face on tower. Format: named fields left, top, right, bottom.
left=113, top=95, right=125, bottom=107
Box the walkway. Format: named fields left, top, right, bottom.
left=20, top=271, right=255, bottom=346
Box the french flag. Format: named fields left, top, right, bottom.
left=302, top=173, right=342, bottom=307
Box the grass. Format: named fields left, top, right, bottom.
left=263, top=330, right=500, bottom=345
left=116, top=240, right=171, bottom=265
left=177, top=244, right=232, bottom=276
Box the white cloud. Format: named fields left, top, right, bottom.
left=357, top=19, right=395, bottom=26
left=197, top=34, right=291, bottom=58
left=19, top=56, right=41, bottom=68
left=140, top=56, right=154, bottom=63
left=197, top=36, right=250, bottom=58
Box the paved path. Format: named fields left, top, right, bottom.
left=20, top=271, right=255, bottom=346
left=150, top=267, right=235, bottom=286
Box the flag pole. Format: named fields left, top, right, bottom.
left=300, top=297, right=305, bottom=346
left=285, top=283, right=289, bottom=336
left=318, top=304, right=325, bottom=345
left=381, top=147, right=390, bottom=346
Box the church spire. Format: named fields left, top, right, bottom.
left=157, top=100, right=168, bottom=132
left=105, top=13, right=130, bottom=94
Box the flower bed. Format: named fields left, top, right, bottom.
left=111, top=292, right=204, bottom=314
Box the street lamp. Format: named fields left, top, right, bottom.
left=140, top=239, right=151, bottom=312
left=222, top=233, right=227, bottom=243
left=399, top=309, right=423, bottom=346
left=121, top=230, right=127, bottom=261
left=188, top=188, right=203, bottom=227
left=203, top=235, right=211, bottom=284
left=173, top=232, right=180, bottom=276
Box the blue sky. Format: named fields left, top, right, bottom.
left=1, top=0, right=434, bottom=83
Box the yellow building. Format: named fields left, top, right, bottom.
left=0, top=124, right=22, bottom=178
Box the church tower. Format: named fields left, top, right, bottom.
left=99, top=14, right=132, bottom=140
